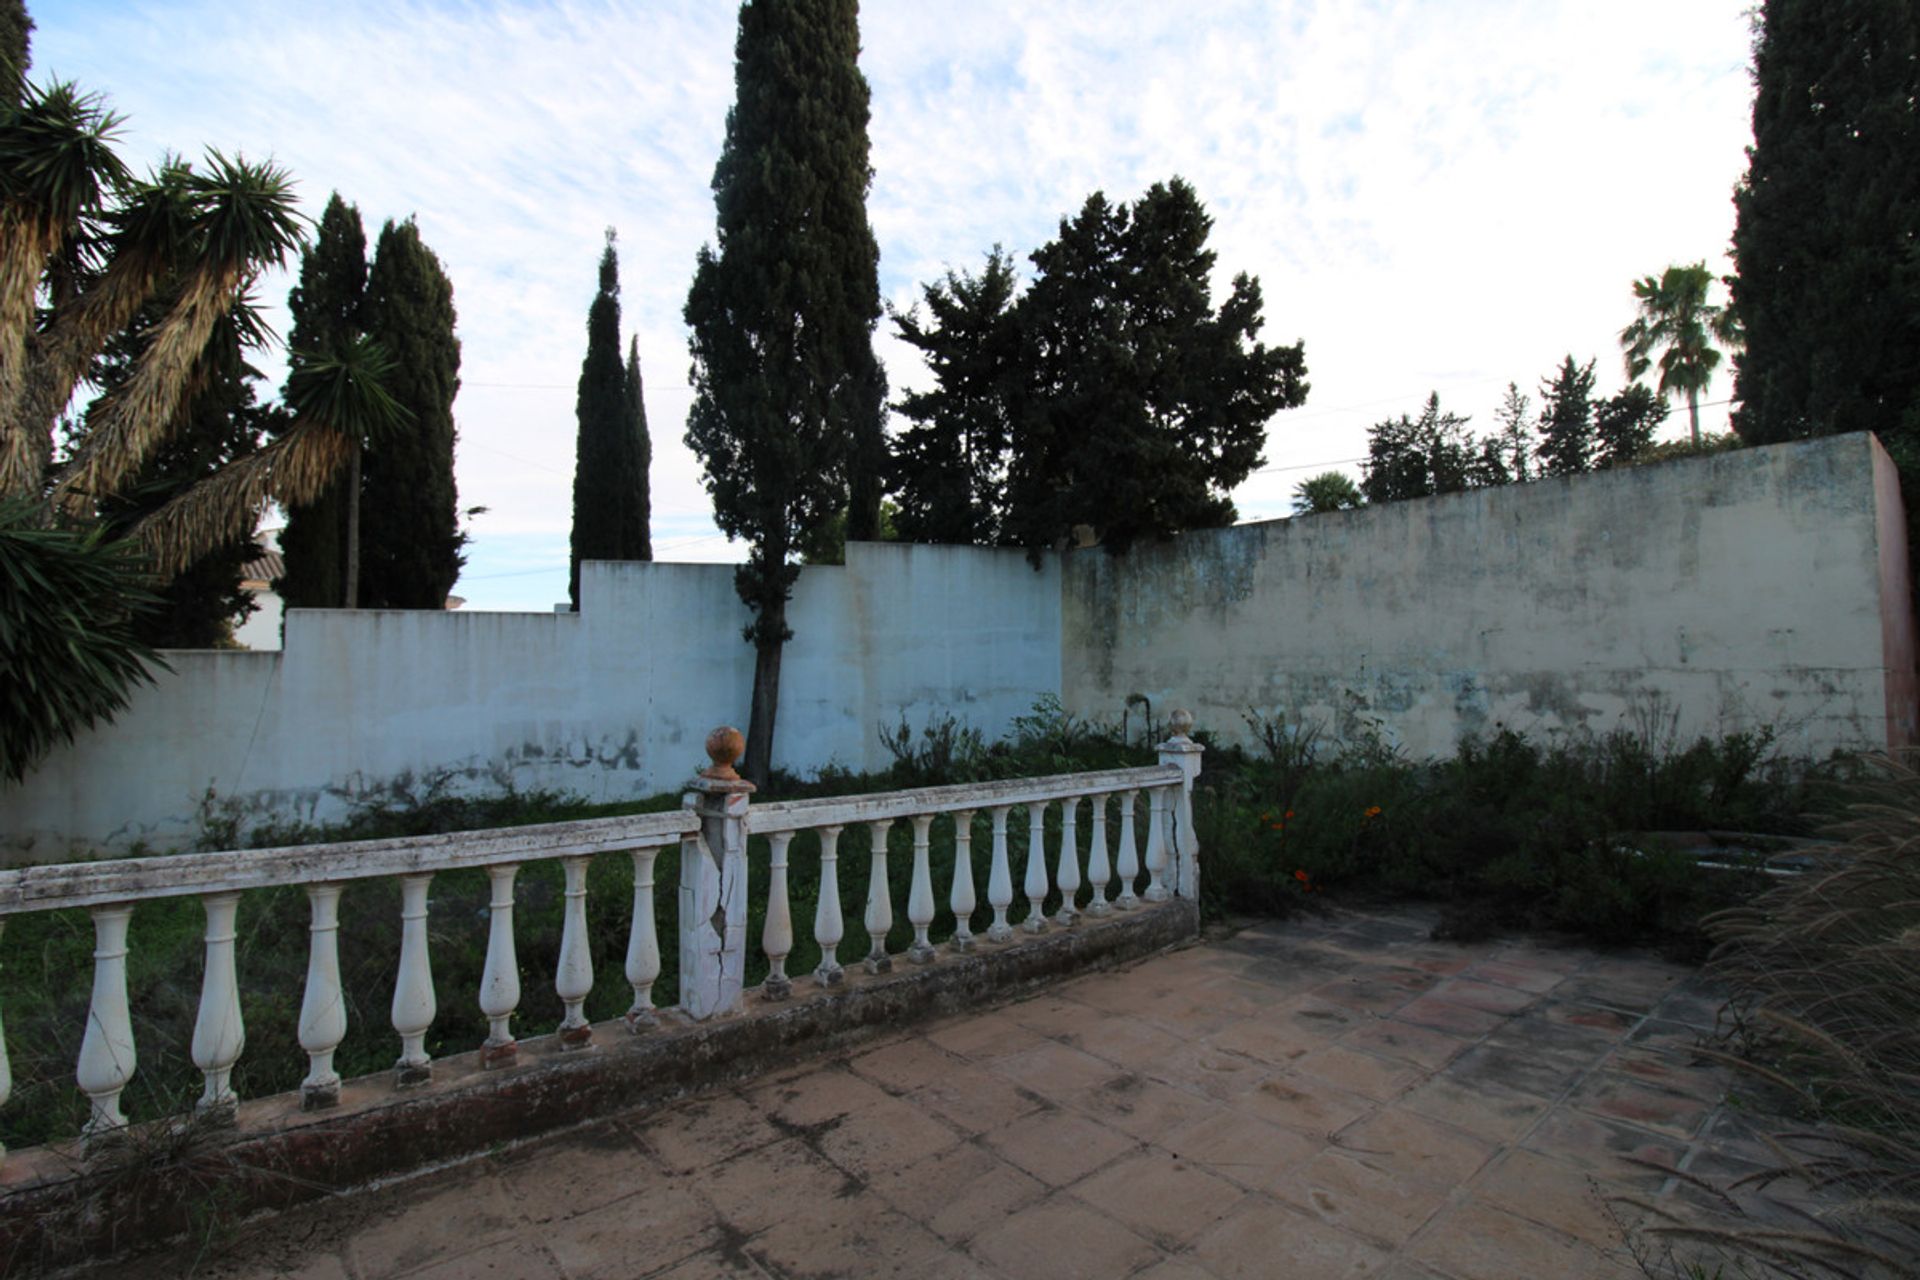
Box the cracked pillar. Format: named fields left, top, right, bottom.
left=680, top=726, right=755, bottom=1020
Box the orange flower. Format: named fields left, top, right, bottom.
left=1294, top=869, right=1310, bottom=883
left=1363, top=805, right=1383, bottom=819
left=1284, top=809, right=1295, bottom=819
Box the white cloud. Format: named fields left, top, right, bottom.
left=29, top=0, right=1754, bottom=607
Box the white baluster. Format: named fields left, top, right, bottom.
left=1085, top=794, right=1113, bottom=916
left=299, top=883, right=347, bottom=1108
left=949, top=809, right=978, bottom=952
left=907, top=814, right=937, bottom=963
left=1145, top=786, right=1172, bottom=902
left=391, top=873, right=436, bottom=1087
left=191, top=891, right=245, bottom=1116
left=479, top=863, right=521, bottom=1067
left=625, top=846, right=662, bottom=1029
left=1023, top=801, right=1050, bottom=933
left=864, top=819, right=894, bottom=973
left=556, top=855, right=595, bottom=1049
left=814, top=826, right=845, bottom=985
left=1115, top=789, right=1141, bottom=909
left=0, top=920, right=8, bottom=1170
left=1055, top=797, right=1081, bottom=926
left=764, top=832, right=794, bottom=1000
left=76, top=904, right=135, bottom=1140
left=986, top=805, right=1014, bottom=942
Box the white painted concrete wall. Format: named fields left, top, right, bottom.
left=2, top=435, right=1909, bottom=862
left=1061, top=434, right=1916, bottom=761
left=0, top=543, right=1062, bottom=860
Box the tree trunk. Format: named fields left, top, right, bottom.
left=743, top=616, right=783, bottom=789
left=1687, top=387, right=1702, bottom=447
left=343, top=443, right=362, bottom=608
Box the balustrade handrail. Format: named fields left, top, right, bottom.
left=0, top=808, right=700, bottom=916
left=746, top=763, right=1184, bottom=836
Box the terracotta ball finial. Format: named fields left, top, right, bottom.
left=703, top=726, right=746, bottom=780
left=1169, top=709, right=1195, bottom=739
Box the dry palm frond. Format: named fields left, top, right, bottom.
left=130, top=416, right=349, bottom=578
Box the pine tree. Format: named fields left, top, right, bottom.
left=1004, top=179, right=1307, bottom=555
left=684, top=0, right=884, bottom=786
left=1594, top=384, right=1668, bottom=468
left=570, top=232, right=651, bottom=609
left=1361, top=393, right=1474, bottom=502
left=1732, top=0, right=1920, bottom=447
left=275, top=193, right=366, bottom=610
left=889, top=247, right=1019, bottom=545
left=1536, top=356, right=1597, bottom=477
left=1491, top=382, right=1533, bottom=482
left=357, top=217, right=463, bottom=609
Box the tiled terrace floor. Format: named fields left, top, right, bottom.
left=147, top=908, right=1776, bottom=1280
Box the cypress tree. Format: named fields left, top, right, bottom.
left=2, top=0, right=31, bottom=105
left=684, top=0, right=883, bottom=786
left=1731, top=0, right=1920, bottom=447
left=1536, top=356, right=1597, bottom=477
left=569, top=232, right=651, bottom=610
left=357, top=217, right=463, bottom=609
left=275, top=193, right=366, bottom=610
left=626, top=337, right=652, bottom=562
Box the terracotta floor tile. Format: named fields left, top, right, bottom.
left=1143, top=1040, right=1275, bottom=1101
left=1233, top=1070, right=1376, bottom=1138
left=1068, top=1014, right=1190, bottom=1069
left=1392, top=995, right=1510, bottom=1037
left=1190, top=1200, right=1392, bottom=1279
left=1443, top=1042, right=1587, bottom=1102
left=744, top=1063, right=894, bottom=1128
left=968, top=1195, right=1161, bottom=1280
left=811, top=1092, right=966, bottom=1176
left=924, top=1011, right=1053, bottom=1061
left=635, top=1089, right=784, bottom=1175
left=1462, top=958, right=1568, bottom=994
left=870, top=1141, right=1047, bottom=1244
left=848, top=1035, right=963, bottom=1094
left=1283, top=996, right=1376, bottom=1037
left=1428, top=977, right=1541, bottom=1016
left=1267, top=1148, right=1455, bottom=1247
left=1396, top=1076, right=1548, bottom=1144
left=1294, top=1045, right=1426, bottom=1103
left=1161, top=1107, right=1320, bottom=1193
left=496, top=1124, right=663, bottom=1223
left=1408, top=1199, right=1624, bottom=1280
left=685, top=1136, right=844, bottom=1234
left=980, top=1107, right=1138, bottom=1187
left=1338, top=1020, right=1472, bottom=1072
left=395, top=1239, right=563, bottom=1280
left=905, top=1062, right=1050, bottom=1136
left=992, top=1040, right=1129, bottom=1106
left=348, top=1171, right=521, bottom=1279
left=1087, top=1070, right=1222, bottom=1142
left=1521, top=1109, right=1687, bottom=1184
left=1070, top=1149, right=1249, bottom=1249
left=1603, top=1046, right=1728, bottom=1101
left=742, top=1194, right=947, bottom=1280
left=1205, top=1016, right=1323, bottom=1068
left=1473, top=1148, right=1635, bottom=1248
left=1567, top=1073, right=1715, bottom=1141
left=1332, top=1109, right=1499, bottom=1185
left=1308, top=974, right=1426, bottom=1016
left=537, top=1179, right=722, bottom=1280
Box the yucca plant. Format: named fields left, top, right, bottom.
left=1629, top=754, right=1920, bottom=1278
left=0, top=69, right=401, bottom=780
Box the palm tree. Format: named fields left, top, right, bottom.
left=1619, top=262, right=1743, bottom=447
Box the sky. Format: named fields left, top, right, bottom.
left=28, top=0, right=1758, bottom=612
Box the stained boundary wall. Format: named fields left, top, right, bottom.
left=3, top=434, right=1913, bottom=861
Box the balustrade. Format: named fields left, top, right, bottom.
left=0, top=713, right=1203, bottom=1171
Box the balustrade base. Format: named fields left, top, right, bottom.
left=0, top=900, right=1199, bottom=1275
left=300, top=1083, right=340, bottom=1112
left=949, top=932, right=976, bottom=953
left=863, top=950, right=893, bottom=975
left=762, top=974, right=792, bottom=1001
left=907, top=941, right=936, bottom=964
left=480, top=1039, right=518, bottom=1071
left=558, top=1025, right=594, bottom=1052
left=623, top=1007, right=658, bottom=1032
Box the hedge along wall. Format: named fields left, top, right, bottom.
left=1, top=434, right=1910, bottom=862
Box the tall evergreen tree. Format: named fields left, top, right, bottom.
left=1731, top=0, right=1919, bottom=448
left=1491, top=382, right=1533, bottom=482
left=626, top=337, right=652, bottom=563
left=1361, top=393, right=1474, bottom=502
left=569, top=232, right=651, bottom=609
left=888, top=247, right=1019, bottom=545
left=1536, top=356, right=1597, bottom=477
left=357, top=216, right=462, bottom=609
left=684, top=0, right=884, bottom=787
left=1, top=0, right=30, bottom=105
left=275, top=193, right=366, bottom=609
left=1594, top=384, right=1668, bottom=469
left=1003, top=179, right=1307, bottom=555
